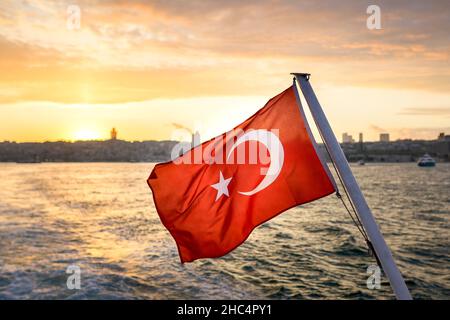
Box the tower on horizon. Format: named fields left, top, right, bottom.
left=380, top=133, right=390, bottom=142
left=359, top=132, right=364, bottom=153
left=110, top=127, right=117, bottom=140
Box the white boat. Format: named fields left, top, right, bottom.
left=417, top=154, right=436, bottom=167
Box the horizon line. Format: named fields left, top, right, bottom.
left=1, top=137, right=445, bottom=144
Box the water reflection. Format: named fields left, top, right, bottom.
left=0, top=163, right=448, bottom=299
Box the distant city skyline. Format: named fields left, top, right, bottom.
left=1, top=126, right=446, bottom=144
left=2, top=131, right=448, bottom=163
left=1, top=1, right=449, bottom=142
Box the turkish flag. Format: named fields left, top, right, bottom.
left=148, top=85, right=336, bottom=263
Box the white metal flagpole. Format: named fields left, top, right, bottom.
left=293, top=73, right=412, bottom=300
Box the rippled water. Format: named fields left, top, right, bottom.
left=0, top=163, right=448, bottom=299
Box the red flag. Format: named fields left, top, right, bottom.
left=148, top=85, right=336, bottom=262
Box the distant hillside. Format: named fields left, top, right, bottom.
left=0, top=138, right=448, bottom=163
left=0, top=140, right=178, bottom=162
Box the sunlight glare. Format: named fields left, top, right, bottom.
left=73, top=129, right=101, bottom=141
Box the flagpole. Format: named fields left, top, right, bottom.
left=292, top=73, right=412, bottom=300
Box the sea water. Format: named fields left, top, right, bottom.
left=0, top=163, right=448, bottom=299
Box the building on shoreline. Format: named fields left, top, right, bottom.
left=379, top=133, right=390, bottom=142
left=433, top=133, right=450, bottom=161
left=342, top=132, right=354, bottom=143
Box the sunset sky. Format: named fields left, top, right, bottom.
left=0, top=0, right=449, bottom=142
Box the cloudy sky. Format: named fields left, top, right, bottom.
left=0, top=0, right=449, bottom=142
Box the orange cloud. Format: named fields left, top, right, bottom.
left=0, top=0, right=449, bottom=141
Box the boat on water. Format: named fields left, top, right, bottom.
left=417, top=154, right=436, bottom=167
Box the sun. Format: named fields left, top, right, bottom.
left=73, top=129, right=101, bottom=141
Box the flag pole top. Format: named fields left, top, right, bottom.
left=291, top=72, right=311, bottom=80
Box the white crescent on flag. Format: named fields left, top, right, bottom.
left=227, top=129, right=284, bottom=196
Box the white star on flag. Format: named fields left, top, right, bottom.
left=211, top=171, right=232, bottom=201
